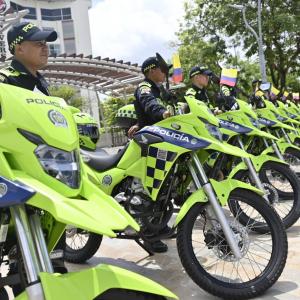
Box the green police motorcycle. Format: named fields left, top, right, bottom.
left=0, top=83, right=178, bottom=300
left=68, top=95, right=287, bottom=299
left=254, top=98, right=300, bottom=176
left=213, top=99, right=300, bottom=229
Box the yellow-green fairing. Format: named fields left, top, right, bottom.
left=0, top=84, right=177, bottom=300
left=15, top=265, right=177, bottom=300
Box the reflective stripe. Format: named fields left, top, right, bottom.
left=0, top=68, right=21, bottom=77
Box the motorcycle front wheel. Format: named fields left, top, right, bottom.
left=177, top=189, right=287, bottom=300
left=65, top=228, right=102, bottom=263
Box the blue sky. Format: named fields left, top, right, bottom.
left=89, top=0, right=184, bottom=65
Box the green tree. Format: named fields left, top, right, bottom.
left=177, top=0, right=299, bottom=92
left=49, top=85, right=84, bottom=109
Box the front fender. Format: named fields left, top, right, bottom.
left=288, top=132, right=300, bottom=143
left=15, top=264, right=178, bottom=300
left=174, top=178, right=263, bottom=226
left=276, top=142, right=300, bottom=154
left=13, top=170, right=139, bottom=239
left=228, top=155, right=287, bottom=178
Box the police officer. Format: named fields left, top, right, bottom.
left=0, top=22, right=57, bottom=95
left=128, top=56, right=171, bottom=138
left=129, top=55, right=172, bottom=253
left=0, top=22, right=67, bottom=277
left=185, top=65, right=213, bottom=106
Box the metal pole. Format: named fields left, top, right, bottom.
left=241, top=7, right=267, bottom=82
left=257, top=0, right=267, bottom=81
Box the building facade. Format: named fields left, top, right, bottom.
left=4, top=0, right=92, bottom=57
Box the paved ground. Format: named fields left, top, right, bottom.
left=63, top=222, right=300, bottom=300
left=5, top=223, right=300, bottom=299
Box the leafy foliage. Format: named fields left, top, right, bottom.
left=49, top=85, right=84, bottom=109
left=100, top=96, right=134, bottom=128
left=177, top=0, right=299, bottom=93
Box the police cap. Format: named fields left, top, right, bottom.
left=141, top=57, right=161, bottom=74
left=189, top=66, right=213, bottom=79
left=7, top=22, right=57, bottom=54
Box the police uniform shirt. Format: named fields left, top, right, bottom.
left=134, top=78, right=166, bottom=128
left=185, top=84, right=210, bottom=103
left=219, top=85, right=238, bottom=110
left=0, top=59, right=50, bottom=96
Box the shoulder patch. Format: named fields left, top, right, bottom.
left=185, top=88, right=196, bottom=96
left=139, top=81, right=151, bottom=88
left=140, top=86, right=151, bottom=94
left=0, top=68, right=20, bottom=77
left=221, top=86, right=230, bottom=96
left=0, top=74, right=6, bottom=82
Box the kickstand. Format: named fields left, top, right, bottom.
left=134, top=238, right=154, bottom=256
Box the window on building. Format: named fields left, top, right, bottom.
left=48, top=44, right=61, bottom=56
left=62, top=20, right=76, bottom=54
left=41, top=7, right=72, bottom=21
left=64, top=39, right=76, bottom=54
left=11, top=2, right=37, bottom=20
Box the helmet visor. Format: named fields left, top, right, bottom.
left=78, top=124, right=99, bottom=143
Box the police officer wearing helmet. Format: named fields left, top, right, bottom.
left=128, top=55, right=171, bottom=138
left=185, top=65, right=213, bottom=105
left=0, top=22, right=57, bottom=95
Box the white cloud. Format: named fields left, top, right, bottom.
left=89, top=0, right=184, bottom=64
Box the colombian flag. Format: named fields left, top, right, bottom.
left=270, top=86, right=280, bottom=97
left=282, top=91, right=289, bottom=100
left=172, top=53, right=183, bottom=83
left=220, top=69, right=238, bottom=87
left=293, top=92, right=299, bottom=101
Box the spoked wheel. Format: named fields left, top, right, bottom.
left=65, top=228, right=102, bottom=263
left=234, top=161, right=300, bottom=229
left=283, top=148, right=300, bottom=177
left=259, top=161, right=300, bottom=228
left=177, top=189, right=287, bottom=300
left=95, top=289, right=166, bottom=300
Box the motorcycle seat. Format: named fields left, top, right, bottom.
left=81, top=145, right=127, bottom=172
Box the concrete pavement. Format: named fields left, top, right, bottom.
left=65, top=222, right=300, bottom=300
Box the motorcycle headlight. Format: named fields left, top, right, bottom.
left=205, top=123, right=223, bottom=141
left=35, top=145, right=80, bottom=189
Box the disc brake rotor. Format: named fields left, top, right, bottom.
left=210, top=222, right=250, bottom=262
left=262, top=182, right=279, bottom=204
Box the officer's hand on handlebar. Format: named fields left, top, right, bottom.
left=163, top=110, right=171, bottom=119
left=127, top=124, right=140, bottom=139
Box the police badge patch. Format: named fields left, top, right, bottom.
left=140, top=86, right=151, bottom=94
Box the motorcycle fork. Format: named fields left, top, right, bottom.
left=236, top=136, right=269, bottom=202
left=10, top=205, right=54, bottom=300
left=265, top=128, right=285, bottom=161
left=188, top=153, right=242, bottom=259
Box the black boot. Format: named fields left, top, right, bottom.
left=144, top=240, right=168, bottom=253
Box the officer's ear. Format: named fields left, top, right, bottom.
left=14, top=43, right=23, bottom=56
